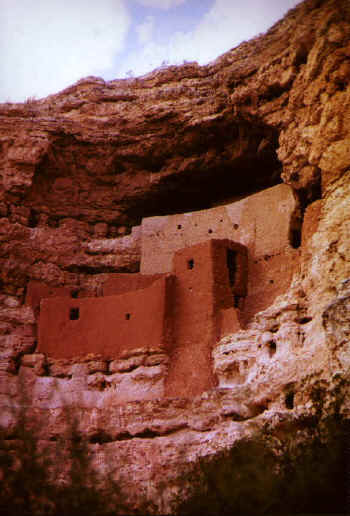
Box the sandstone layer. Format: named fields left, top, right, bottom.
left=0, top=0, right=349, bottom=514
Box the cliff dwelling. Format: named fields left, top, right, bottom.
left=1, top=1, right=349, bottom=513
left=28, top=183, right=298, bottom=398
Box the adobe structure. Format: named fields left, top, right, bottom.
left=27, top=183, right=298, bottom=398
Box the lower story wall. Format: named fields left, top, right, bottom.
left=38, top=276, right=174, bottom=359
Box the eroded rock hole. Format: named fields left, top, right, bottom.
left=337, top=82, right=347, bottom=92
left=69, top=307, right=80, bottom=320
left=290, top=228, right=302, bottom=248
left=289, top=197, right=303, bottom=250
left=299, top=316, right=312, bottom=324
left=290, top=168, right=322, bottom=249
left=28, top=209, right=39, bottom=228
left=285, top=391, right=294, bottom=409
left=267, top=340, right=276, bottom=357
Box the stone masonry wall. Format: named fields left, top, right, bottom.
left=141, top=183, right=299, bottom=320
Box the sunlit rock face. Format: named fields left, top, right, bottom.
left=0, top=0, right=349, bottom=514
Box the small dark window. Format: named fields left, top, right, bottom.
left=177, top=224, right=182, bottom=230
left=187, top=259, right=194, bottom=270
left=233, top=224, right=239, bottom=230
left=125, top=313, right=131, bottom=320
left=208, top=229, right=213, bottom=234
left=71, top=289, right=79, bottom=299
left=70, top=307, right=80, bottom=320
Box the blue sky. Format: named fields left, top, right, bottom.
left=0, top=0, right=300, bottom=102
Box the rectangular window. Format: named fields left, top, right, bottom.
left=70, top=307, right=80, bottom=320
left=187, top=259, right=194, bottom=270
left=226, top=249, right=237, bottom=288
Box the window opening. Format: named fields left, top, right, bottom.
left=70, top=307, right=80, bottom=320
left=227, top=249, right=237, bottom=288
left=125, top=313, right=131, bottom=320
left=187, top=259, right=194, bottom=270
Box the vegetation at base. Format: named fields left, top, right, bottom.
left=0, top=414, right=125, bottom=516
left=176, top=416, right=348, bottom=516
left=0, top=376, right=348, bottom=515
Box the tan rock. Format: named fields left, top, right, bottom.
left=87, top=360, right=108, bottom=374
left=21, top=353, right=46, bottom=376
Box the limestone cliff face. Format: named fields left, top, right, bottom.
left=0, top=0, right=349, bottom=514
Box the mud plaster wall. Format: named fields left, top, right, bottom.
left=36, top=239, right=247, bottom=398
left=141, top=183, right=299, bottom=320
left=165, top=239, right=247, bottom=397
left=38, top=275, right=173, bottom=359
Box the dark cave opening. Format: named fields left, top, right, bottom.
left=20, top=120, right=285, bottom=234
left=124, top=121, right=282, bottom=223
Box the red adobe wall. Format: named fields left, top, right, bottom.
left=38, top=275, right=174, bottom=359
left=36, top=239, right=247, bottom=399
left=164, top=239, right=247, bottom=398
left=25, top=280, right=71, bottom=314
left=165, top=241, right=217, bottom=398
left=102, top=273, right=164, bottom=296
left=212, top=239, right=248, bottom=336
left=211, top=239, right=248, bottom=311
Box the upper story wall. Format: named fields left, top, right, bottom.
left=141, top=184, right=299, bottom=318
left=141, top=184, right=296, bottom=272
left=102, top=273, right=164, bottom=296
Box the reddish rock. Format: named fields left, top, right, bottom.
left=0, top=0, right=349, bottom=514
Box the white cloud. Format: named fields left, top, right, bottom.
left=188, top=0, right=301, bottom=64
left=136, top=15, right=155, bottom=45
left=135, top=0, right=186, bottom=9
left=117, top=0, right=299, bottom=78
left=0, top=0, right=130, bottom=102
